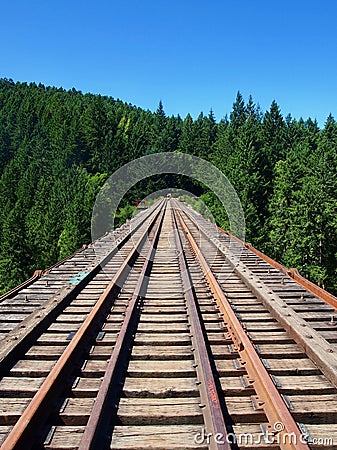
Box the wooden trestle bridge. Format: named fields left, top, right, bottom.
left=0, top=198, right=336, bottom=449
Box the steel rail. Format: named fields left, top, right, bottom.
left=216, top=226, right=337, bottom=310
left=0, top=200, right=165, bottom=374
left=0, top=200, right=161, bottom=304
left=172, top=206, right=230, bottom=450
left=78, top=203, right=166, bottom=449
left=180, top=202, right=337, bottom=390
left=0, top=200, right=167, bottom=450
left=0, top=243, right=94, bottom=303
left=174, top=203, right=310, bottom=450
left=0, top=270, right=43, bottom=302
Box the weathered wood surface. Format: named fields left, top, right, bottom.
left=2, top=201, right=337, bottom=449
left=117, top=398, right=203, bottom=425
left=111, top=425, right=209, bottom=450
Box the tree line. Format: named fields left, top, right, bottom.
left=0, top=79, right=336, bottom=293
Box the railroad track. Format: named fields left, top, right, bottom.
left=0, top=198, right=336, bottom=449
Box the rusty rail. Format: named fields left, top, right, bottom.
left=0, top=270, right=43, bottom=302
left=217, top=226, right=337, bottom=310
left=0, top=201, right=167, bottom=450
left=181, top=201, right=337, bottom=391
left=0, top=199, right=163, bottom=304
left=174, top=203, right=310, bottom=450
left=172, top=208, right=230, bottom=450
left=78, top=205, right=166, bottom=449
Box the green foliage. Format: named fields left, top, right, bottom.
left=179, top=194, right=214, bottom=221
left=114, top=204, right=136, bottom=228
left=0, top=79, right=337, bottom=294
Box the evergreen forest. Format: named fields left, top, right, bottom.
left=1, top=78, right=337, bottom=294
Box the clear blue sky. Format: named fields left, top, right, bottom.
left=1, top=0, right=336, bottom=126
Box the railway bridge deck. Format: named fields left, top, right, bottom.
left=0, top=199, right=336, bottom=449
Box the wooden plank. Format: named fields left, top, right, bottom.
left=224, top=396, right=267, bottom=422
left=88, top=345, right=114, bottom=359
left=219, top=377, right=254, bottom=395
left=0, top=426, right=13, bottom=446
left=81, top=360, right=107, bottom=376
left=1, top=299, right=41, bottom=306
left=0, top=376, right=44, bottom=395
left=276, top=375, right=335, bottom=394
left=0, top=314, right=27, bottom=321
left=204, top=322, right=226, bottom=331
left=0, top=333, right=10, bottom=339
left=137, top=323, right=189, bottom=333
left=301, top=424, right=337, bottom=450
left=232, top=423, right=280, bottom=449
left=297, top=312, right=335, bottom=320
left=243, top=322, right=283, bottom=331
left=311, top=321, right=337, bottom=330
left=110, top=425, right=208, bottom=450
left=145, top=291, right=185, bottom=298
left=72, top=378, right=102, bottom=397
left=143, top=293, right=185, bottom=299
left=123, top=377, right=200, bottom=397
left=37, top=333, right=77, bottom=343
left=117, top=398, right=203, bottom=425
left=205, top=332, right=230, bottom=345
left=67, top=299, right=97, bottom=306
left=139, top=314, right=188, bottom=323
left=126, top=360, right=195, bottom=377
left=60, top=398, right=95, bottom=425
left=0, top=323, right=20, bottom=331
left=142, top=306, right=187, bottom=313
left=0, top=307, right=34, bottom=313
left=134, top=333, right=191, bottom=345
left=48, top=323, right=81, bottom=332
left=226, top=257, right=337, bottom=389
left=255, top=343, right=305, bottom=358
left=292, top=305, right=333, bottom=312
left=318, top=331, right=337, bottom=342
left=61, top=307, right=93, bottom=314
left=289, top=394, right=337, bottom=423
left=265, top=358, right=320, bottom=375
left=25, top=345, right=67, bottom=359
left=10, top=359, right=56, bottom=376
left=0, top=399, right=32, bottom=424
left=37, top=331, right=118, bottom=345
left=246, top=331, right=293, bottom=344
left=200, top=313, right=222, bottom=323
left=226, top=293, right=256, bottom=300
left=3, top=300, right=46, bottom=308
left=141, top=303, right=186, bottom=309
left=234, top=305, right=266, bottom=312
left=44, top=425, right=85, bottom=449
left=215, top=360, right=246, bottom=376
left=131, top=345, right=193, bottom=360
left=55, top=314, right=90, bottom=323
left=210, top=344, right=238, bottom=359
left=235, top=313, right=272, bottom=321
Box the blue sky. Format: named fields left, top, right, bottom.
left=1, top=0, right=336, bottom=126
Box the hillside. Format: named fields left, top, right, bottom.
left=0, top=78, right=337, bottom=293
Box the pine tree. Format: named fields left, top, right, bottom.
left=230, top=91, right=246, bottom=128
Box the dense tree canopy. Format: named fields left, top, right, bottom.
left=0, top=79, right=336, bottom=294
